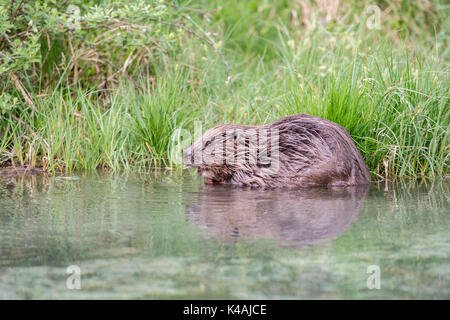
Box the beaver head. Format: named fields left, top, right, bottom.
left=184, top=124, right=239, bottom=184
left=183, top=123, right=278, bottom=185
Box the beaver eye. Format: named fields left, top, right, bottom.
left=204, top=140, right=211, bottom=148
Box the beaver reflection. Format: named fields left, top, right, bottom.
left=186, top=185, right=369, bottom=248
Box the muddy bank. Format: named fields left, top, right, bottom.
left=0, top=167, right=45, bottom=177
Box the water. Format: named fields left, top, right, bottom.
left=0, top=170, right=448, bottom=299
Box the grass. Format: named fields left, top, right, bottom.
left=0, top=0, right=448, bottom=181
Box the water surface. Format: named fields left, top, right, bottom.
left=0, top=171, right=448, bottom=299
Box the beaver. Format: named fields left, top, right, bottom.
left=183, top=113, right=371, bottom=188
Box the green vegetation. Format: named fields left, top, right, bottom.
left=0, top=0, right=448, bottom=180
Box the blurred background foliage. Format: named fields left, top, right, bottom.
left=1, top=0, right=447, bottom=96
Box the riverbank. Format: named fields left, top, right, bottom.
left=0, top=1, right=448, bottom=180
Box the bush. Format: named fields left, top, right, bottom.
left=0, top=0, right=192, bottom=93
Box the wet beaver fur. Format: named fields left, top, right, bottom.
left=184, top=113, right=371, bottom=188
